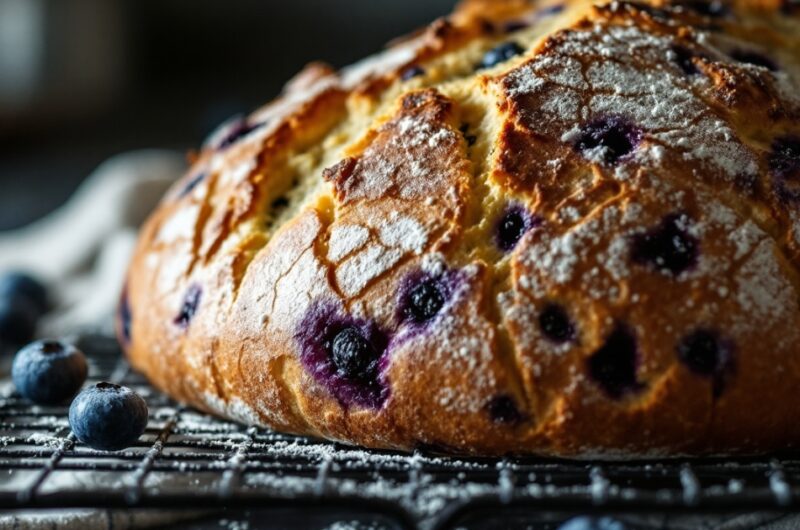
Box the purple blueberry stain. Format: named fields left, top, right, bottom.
left=174, top=284, right=202, bottom=330
left=178, top=171, right=207, bottom=198
left=495, top=204, right=539, bottom=252
left=769, top=136, right=800, bottom=204
left=677, top=328, right=733, bottom=397
left=575, top=116, right=643, bottom=165
left=730, top=49, right=779, bottom=71
left=396, top=269, right=464, bottom=331
left=487, top=395, right=522, bottom=424
left=539, top=303, right=575, bottom=343
left=209, top=116, right=265, bottom=151
left=631, top=213, right=699, bottom=276
left=503, top=20, right=530, bottom=33
left=538, top=4, right=566, bottom=17
left=296, top=302, right=390, bottom=409
left=401, top=65, right=426, bottom=81
left=403, top=280, right=445, bottom=324
left=587, top=324, right=643, bottom=399
left=117, top=287, right=132, bottom=346
left=478, top=42, right=524, bottom=70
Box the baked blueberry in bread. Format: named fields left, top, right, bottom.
left=121, top=0, right=800, bottom=456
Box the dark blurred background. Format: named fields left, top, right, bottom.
left=0, top=0, right=457, bottom=230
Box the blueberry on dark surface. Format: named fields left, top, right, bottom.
left=495, top=205, right=537, bottom=252
left=770, top=136, right=800, bottom=203
left=401, top=65, right=426, bottom=81
left=404, top=280, right=445, bottom=324
left=575, top=116, right=643, bottom=165
left=478, top=42, right=524, bottom=69
left=587, top=325, right=641, bottom=399
left=631, top=214, right=698, bottom=275
left=329, top=327, right=380, bottom=381
left=539, top=303, right=575, bottom=343
left=677, top=329, right=728, bottom=377
left=0, top=297, right=38, bottom=348
left=487, top=395, right=522, bottom=424
left=0, top=271, right=49, bottom=315
left=174, top=284, right=202, bottom=329
left=730, top=49, right=779, bottom=71
left=12, top=340, right=88, bottom=405
left=69, top=382, right=148, bottom=451
left=559, top=516, right=628, bottom=530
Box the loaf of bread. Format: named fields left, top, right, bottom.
left=120, top=0, right=800, bottom=456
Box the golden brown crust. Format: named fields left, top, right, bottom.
left=122, top=0, right=800, bottom=456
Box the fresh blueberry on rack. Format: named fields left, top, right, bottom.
left=478, top=42, right=524, bottom=69
left=404, top=279, right=445, bottom=324
left=558, top=516, right=628, bottom=530
left=330, top=327, right=380, bottom=381
left=0, top=271, right=49, bottom=315
left=631, top=214, right=698, bottom=276
left=174, top=284, right=202, bottom=329
left=587, top=324, right=642, bottom=399
left=495, top=205, right=537, bottom=252
left=539, top=303, right=575, bottom=343
left=12, top=340, right=87, bottom=405
left=69, top=382, right=148, bottom=451
left=730, top=49, right=779, bottom=71
left=487, top=395, right=522, bottom=424
left=575, top=116, right=643, bottom=165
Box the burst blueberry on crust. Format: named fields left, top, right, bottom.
left=122, top=0, right=800, bottom=456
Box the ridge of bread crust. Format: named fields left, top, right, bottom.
left=122, top=0, right=800, bottom=456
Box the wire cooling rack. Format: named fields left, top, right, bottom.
left=1, top=340, right=799, bottom=530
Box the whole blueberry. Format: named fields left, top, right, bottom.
left=0, top=298, right=39, bottom=349
left=69, top=382, right=148, bottom=451
left=405, top=280, right=445, bottom=323
left=329, top=327, right=379, bottom=381
left=12, top=340, right=88, bottom=405
left=559, top=516, right=627, bottom=530
left=478, top=42, right=524, bottom=69
left=0, top=272, right=49, bottom=315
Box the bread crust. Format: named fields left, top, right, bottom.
left=122, top=0, right=800, bottom=456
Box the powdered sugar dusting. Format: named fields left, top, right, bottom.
left=329, top=225, right=370, bottom=262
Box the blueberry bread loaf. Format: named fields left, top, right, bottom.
left=121, top=0, right=800, bottom=456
